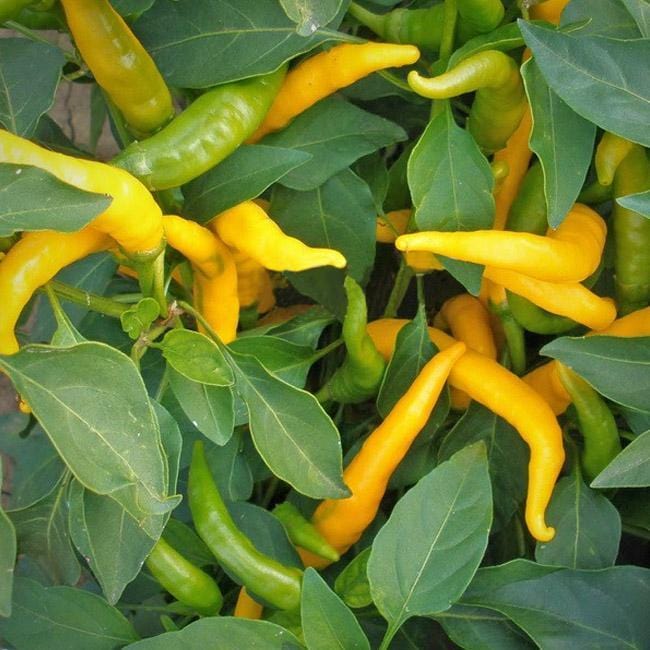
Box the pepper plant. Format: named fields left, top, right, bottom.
left=0, top=0, right=649, bottom=648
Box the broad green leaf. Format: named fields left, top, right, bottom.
left=0, top=343, right=178, bottom=520
left=229, top=350, right=348, bottom=498
left=448, top=21, right=526, bottom=68
left=49, top=290, right=86, bottom=348
left=134, top=0, right=343, bottom=88
left=161, top=519, right=214, bottom=569
left=519, top=22, right=650, bottom=147
left=0, top=164, right=112, bottom=237
left=354, top=152, right=389, bottom=213
left=112, top=0, right=155, bottom=18
left=0, top=463, right=16, bottom=617
left=541, top=335, right=650, bottom=413
left=368, top=443, right=492, bottom=640
left=230, top=335, right=315, bottom=387
left=182, top=145, right=311, bottom=222
left=534, top=472, right=621, bottom=569
left=0, top=578, right=138, bottom=650
left=0, top=39, right=64, bottom=137
left=0, top=423, right=65, bottom=512
left=615, top=488, right=650, bottom=533
left=167, top=366, right=235, bottom=446
left=435, top=604, right=535, bottom=650
left=334, top=547, right=373, bottom=609
left=120, top=298, right=160, bottom=341
left=271, top=169, right=376, bottom=317
left=522, top=59, right=596, bottom=227
left=279, top=0, right=343, bottom=36
left=264, top=97, right=406, bottom=191
left=461, top=560, right=650, bottom=648
left=439, top=403, right=528, bottom=533
left=253, top=305, right=334, bottom=348
left=10, top=480, right=81, bottom=585
left=621, top=0, right=650, bottom=37
left=616, top=189, right=650, bottom=218
left=205, top=432, right=254, bottom=501
left=561, top=0, right=642, bottom=38
left=126, top=617, right=302, bottom=649
left=592, top=429, right=650, bottom=488
left=302, top=568, right=371, bottom=650
left=160, top=329, right=234, bottom=387
left=409, top=103, right=493, bottom=294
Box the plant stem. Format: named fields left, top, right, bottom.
left=43, top=280, right=128, bottom=318
left=383, top=259, right=413, bottom=318
left=177, top=300, right=224, bottom=346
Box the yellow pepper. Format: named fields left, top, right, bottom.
left=0, top=228, right=113, bottom=355
left=233, top=250, right=276, bottom=314
left=249, top=43, right=420, bottom=142
left=0, top=129, right=163, bottom=258
left=529, top=0, right=569, bottom=24
left=210, top=201, right=346, bottom=272
left=162, top=215, right=239, bottom=343
left=234, top=587, right=263, bottom=619
left=366, top=319, right=565, bottom=542
left=595, top=132, right=635, bottom=187
left=396, top=203, right=606, bottom=283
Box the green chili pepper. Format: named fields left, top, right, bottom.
left=578, top=179, right=613, bottom=205
left=0, top=0, right=40, bottom=23
left=556, top=364, right=622, bottom=482
left=112, top=66, right=287, bottom=190
left=272, top=502, right=340, bottom=563
left=488, top=297, right=526, bottom=375
left=317, top=277, right=386, bottom=404
left=348, top=1, right=444, bottom=54
left=145, top=537, right=224, bottom=616
left=188, top=441, right=303, bottom=612
left=456, top=0, right=505, bottom=39
left=408, top=50, right=526, bottom=151
left=612, top=144, right=650, bottom=314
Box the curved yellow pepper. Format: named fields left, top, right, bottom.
left=249, top=43, right=420, bottom=142
left=210, top=201, right=346, bottom=272
left=162, top=215, right=238, bottom=344
left=366, top=318, right=565, bottom=542
left=233, top=250, right=276, bottom=313
left=0, top=228, right=113, bottom=355
left=0, top=129, right=163, bottom=258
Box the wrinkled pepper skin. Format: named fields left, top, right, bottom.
left=366, top=319, right=565, bottom=543
left=113, top=66, right=287, bottom=190
left=60, top=0, right=173, bottom=137
left=0, top=129, right=163, bottom=258
left=233, top=250, right=276, bottom=313
left=0, top=228, right=112, bottom=355
left=188, top=441, right=303, bottom=611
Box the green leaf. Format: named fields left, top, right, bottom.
left=534, top=472, right=621, bottom=569
left=112, top=0, right=155, bottom=19
left=368, top=443, right=492, bottom=639
left=133, top=0, right=343, bottom=88
left=0, top=343, right=178, bottom=520
left=541, top=335, right=650, bottom=413
left=10, top=480, right=81, bottom=585
left=461, top=560, right=650, bottom=648
left=302, top=568, right=371, bottom=650
left=0, top=164, right=112, bottom=237
left=334, top=547, right=373, bottom=609
left=263, top=97, right=406, bottom=191
left=182, top=145, right=311, bottom=222
left=204, top=432, right=254, bottom=501
left=519, top=21, right=650, bottom=147
left=616, top=189, right=650, bottom=218
left=126, top=617, right=302, bottom=649
left=439, top=403, right=528, bottom=532
left=408, top=103, right=493, bottom=294
left=230, top=335, right=316, bottom=387
left=252, top=305, right=335, bottom=348
left=160, top=329, right=234, bottom=387
left=561, top=0, right=642, bottom=38
left=279, top=0, right=343, bottom=36
left=49, top=292, right=86, bottom=348
left=271, top=169, right=376, bottom=317
left=521, top=59, right=596, bottom=228
left=0, top=578, right=138, bottom=649
left=161, top=519, right=215, bottom=569
left=436, top=604, right=535, bottom=649
left=448, top=21, right=527, bottom=68
left=229, top=350, right=348, bottom=499
left=120, top=298, right=161, bottom=341
left=591, top=429, right=650, bottom=488
left=620, top=0, right=650, bottom=37
left=0, top=38, right=64, bottom=137
left=0, top=463, right=16, bottom=617
left=167, top=366, right=235, bottom=446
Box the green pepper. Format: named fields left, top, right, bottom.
left=188, top=441, right=303, bottom=611
left=145, top=537, right=223, bottom=616
left=0, top=0, right=39, bottom=23
left=456, top=0, right=505, bottom=39
left=612, top=144, right=650, bottom=314
left=316, top=276, right=386, bottom=404
left=272, top=502, right=340, bottom=563
left=488, top=297, right=527, bottom=375
left=112, top=66, right=287, bottom=190
left=556, top=364, right=622, bottom=482
left=408, top=50, right=526, bottom=151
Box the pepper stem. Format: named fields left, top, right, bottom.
left=43, top=280, right=128, bottom=319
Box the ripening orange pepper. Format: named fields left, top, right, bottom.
left=529, top=0, right=569, bottom=24
left=366, top=318, right=565, bottom=542
left=234, top=587, right=263, bottom=619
